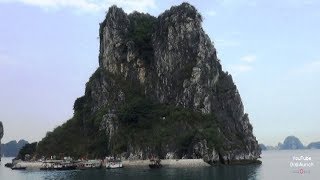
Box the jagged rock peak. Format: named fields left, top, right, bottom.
left=159, top=2, right=202, bottom=22
left=105, top=5, right=129, bottom=27
left=98, top=2, right=204, bottom=77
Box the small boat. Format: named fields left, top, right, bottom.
left=149, top=159, right=162, bottom=169
left=5, top=163, right=13, bottom=168
left=11, top=167, right=27, bottom=170
left=40, top=161, right=77, bottom=171
left=54, top=164, right=77, bottom=171
left=105, top=157, right=123, bottom=169
left=40, top=160, right=61, bottom=170
left=77, top=160, right=102, bottom=170
left=106, top=160, right=123, bottom=169
left=11, top=164, right=27, bottom=170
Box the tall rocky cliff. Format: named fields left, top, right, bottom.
left=0, top=121, right=3, bottom=161
left=37, top=3, right=260, bottom=164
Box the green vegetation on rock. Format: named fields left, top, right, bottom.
left=111, top=95, right=222, bottom=158
left=36, top=67, right=222, bottom=159
left=128, top=12, right=156, bottom=47
left=36, top=104, right=109, bottom=159
left=17, top=142, right=37, bottom=160
left=34, top=3, right=261, bottom=164
left=127, top=12, right=156, bottom=64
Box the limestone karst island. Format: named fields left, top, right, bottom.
left=7, top=3, right=261, bottom=169
left=0, top=121, right=3, bottom=161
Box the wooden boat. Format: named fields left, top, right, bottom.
left=54, top=164, right=77, bottom=170
left=40, top=161, right=77, bottom=171
left=11, top=167, right=27, bottom=170
left=77, top=160, right=102, bottom=170
left=149, top=159, right=162, bottom=169
left=105, top=157, right=123, bottom=169
left=11, top=164, right=27, bottom=170
left=106, top=160, right=123, bottom=169
left=5, top=163, right=13, bottom=168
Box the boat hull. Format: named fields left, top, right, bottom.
left=106, top=163, right=123, bottom=169
left=149, top=164, right=162, bottom=169
left=40, top=165, right=77, bottom=171
left=11, top=167, right=26, bottom=170
left=54, top=166, right=77, bottom=171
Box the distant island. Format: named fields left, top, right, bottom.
left=279, top=136, right=304, bottom=150
left=307, top=141, right=320, bottom=149
left=1, top=140, right=28, bottom=157
left=259, top=136, right=320, bottom=150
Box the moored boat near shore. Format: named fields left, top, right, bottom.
left=11, top=164, right=27, bottom=170
left=77, top=160, right=102, bottom=170
left=53, top=164, right=77, bottom=171
left=105, top=157, right=123, bottom=169
left=7, top=157, right=212, bottom=171
left=149, top=159, right=162, bottom=169
left=5, top=163, right=13, bottom=168
left=40, top=160, right=77, bottom=171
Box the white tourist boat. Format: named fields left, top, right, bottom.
left=78, top=160, right=102, bottom=170
left=105, top=157, right=123, bottom=169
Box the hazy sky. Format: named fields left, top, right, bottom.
left=0, top=0, right=319, bottom=146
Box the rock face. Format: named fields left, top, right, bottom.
left=0, top=121, right=3, bottom=161
left=259, top=144, right=267, bottom=151
left=99, top=2, right=260, bottom=163
left=37, top=3, right=261, bottom=164
left=280, top=136, right=304, bottom=150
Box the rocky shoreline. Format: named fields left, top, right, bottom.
left=8, top=158, right=261, bottom=170
left=123, top=158, right=261, bottom=168
left=123, top=159, right=210, bottom=168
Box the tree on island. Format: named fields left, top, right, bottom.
left=16, top=142, right=37, bottom=161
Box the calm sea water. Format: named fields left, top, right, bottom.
left=1, top=150, right=319, bottom=180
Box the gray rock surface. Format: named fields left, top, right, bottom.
left=38, top=3, right=261, bottom=164
left=0, top=121, right=3, bottom=161
left=259, top=144, right=267, bottom=151
left=90, top=3, right=261, bottom=163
